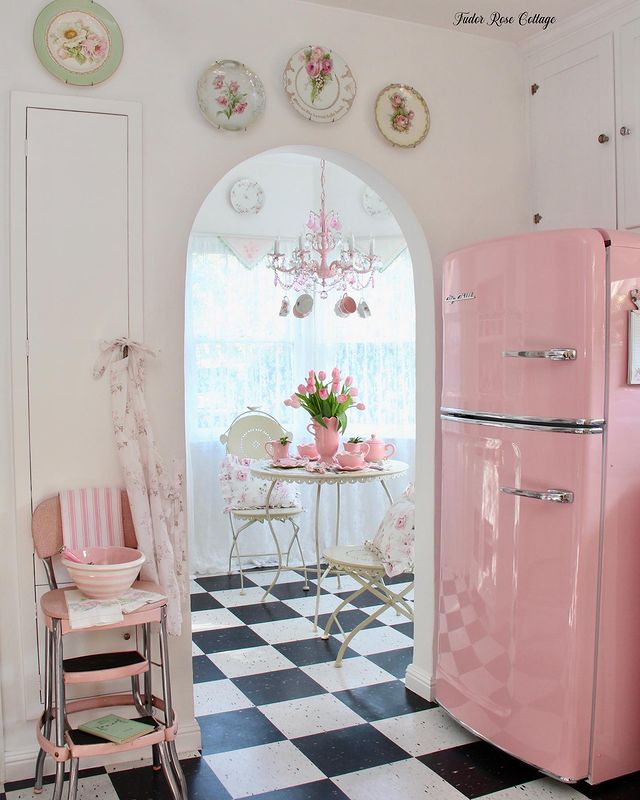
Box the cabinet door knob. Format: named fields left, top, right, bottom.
left=598, top=133, right=610, bottom=143
left=620, top=126, right=632, bottom=136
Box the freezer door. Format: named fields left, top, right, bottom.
left=442, top=229, right=607, bottom=424
left=436, top=417, right=603, bottom=781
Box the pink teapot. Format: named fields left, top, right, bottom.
left=364, top=434, right=396, bottom=462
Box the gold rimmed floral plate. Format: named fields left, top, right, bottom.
left=33, top=0, right=123, bottom=85
left=374, top=83, right=430, bottom=148
left=197, top=60, right=266, bottom=132
left=283, top=45, right=356, bottom=123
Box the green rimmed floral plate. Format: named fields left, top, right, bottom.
left=33, top=0, right=123, bottom=86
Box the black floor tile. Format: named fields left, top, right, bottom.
left=316, top=608, right=383, bottom=632
left=233, top=667, right=326, bottom=705
left=418, top=741, right=540, bottom=799
left=191, top=592, right=223, bottom=611
left=292, top=723, right=410, bottom=777
left=333, top=680, right=436, bottom=722
left=108, top=756, right=231, bottom=800
left=273, top=636, right=358, bottom=667
left=230, top=601, right=303, bottom=625
left=384, top=573, right=414, bottom=585
left=576, top=771, right=640, bottom=800
left=192, top=654, right=225, bottom=683
left=394, top=621, right=414, bottom=638
left=198, top=707, right=285, bottom=755
left=367, top=647, right=414, bottom=679
left=196, top=574, right=256, bottom=592
left=248, top=779, right=351, bottom=799
left=335, top=588, right=388, bottom=608
left=192, top=625, right=267, bottom=654
left=4, top=766, right=106, bottom=792
left=268, top=580, right=323, bottom=601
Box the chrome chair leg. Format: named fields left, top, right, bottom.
left=141, top=621, right=162, bottom=773
left=159, top=609, right=187, bottom=799
left=67, top=758, right=79, bottom=800
left=52, top=620, right=66, bottom=800
left=35, top=626, right=53, bottom=793
left=158, top=742, right=181, bottom=800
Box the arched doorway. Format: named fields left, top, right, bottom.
left=184, top=145, right=435, bottom=703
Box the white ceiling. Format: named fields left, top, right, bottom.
left=296, top=0, right=603, bottom=42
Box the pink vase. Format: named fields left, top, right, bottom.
left=307, top=417, right=340, bottom=463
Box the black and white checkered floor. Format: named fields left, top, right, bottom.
left=4, top=568, right=640, bottom=799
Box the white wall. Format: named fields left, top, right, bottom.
left=0, top=0, right=528, bottom=782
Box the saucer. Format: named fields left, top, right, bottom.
left=270, top=458, right=303, bottom=469
left=334, top=463, right=367, bottom=472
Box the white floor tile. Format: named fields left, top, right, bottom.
left=205, top=740, right=325, bottom=797
left=191, top=607, right=244, bottom=632
left=314, top=574, right=362, bottom=592
left=372, top=708, right=476, bottom=756
left=208, top=645, right=296, bottom=678
left=337, top=624, right=413, bottom=656
left=361, top=604, right=414, bottom=625
left=248, top=568, right=308, bottom=586
left=213, top=586, right=278, bottom=607
left=189, top=579, right=206, bottom=593
left=282, top=592, right=350, bottom=617
left=482, top=778, right=589, bottom=799
left=259, top=693, right=364, bottom=739
left=333, top=758, right=465, bottom=800
left=302, top=656, right=396, bottom=692
left=5, top=774, right=119, bottom=800
left=332, top=758, right=465, bottom=800
left=193, top=678, right=253, bottom=715
left=249, top=616, right=318, bottom=644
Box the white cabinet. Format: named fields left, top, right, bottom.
left=617, top=17, right=640, bottom=229
left=528, top=35, right=616, bottom=230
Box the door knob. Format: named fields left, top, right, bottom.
left=598, top=133, right=610, bottom=143
left=620, top=126, right=632, bottom=136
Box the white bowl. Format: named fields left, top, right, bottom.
left=61, top=546, right=145, bottom=600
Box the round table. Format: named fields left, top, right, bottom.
left=250, top=460, right=409, bottom=629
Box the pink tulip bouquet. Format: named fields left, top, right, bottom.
left=284, top=368, right=365, bottom=433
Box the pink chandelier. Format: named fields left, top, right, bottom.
left=266, top=160, right=381, bottom=300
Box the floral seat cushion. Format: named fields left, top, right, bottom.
left=219, top=454, right=299, bottom=513
left=366, top=484, right=415, bottom=577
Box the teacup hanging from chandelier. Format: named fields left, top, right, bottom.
left=266, top=160, right=382, bottom=304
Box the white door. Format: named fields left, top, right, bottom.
left=617, top=18, right=640, bottom=230
left=13, top=99, right=142, bottom=712
left=529, top=35, right=616, bottom=230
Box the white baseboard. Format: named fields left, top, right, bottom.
left=405, top=662, right=435, bottom=700
left=3, top=719, right=201, bottom=786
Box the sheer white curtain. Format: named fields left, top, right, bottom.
left=185, top=234, right=415, bottom=575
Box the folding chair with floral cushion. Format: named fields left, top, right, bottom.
left=321, top=484, right=415, bottom=666
left=219, top=409, right=308, bottom=597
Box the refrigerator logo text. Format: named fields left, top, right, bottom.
left=445, top=291, right=476, bottom=304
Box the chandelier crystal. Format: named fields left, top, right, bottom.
left=266, top=160, right=381, bottom=300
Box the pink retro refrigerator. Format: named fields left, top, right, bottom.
left=436, top=229, right=640, bottom=784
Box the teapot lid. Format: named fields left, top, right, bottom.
left=368, top=433, right=382, bottom=442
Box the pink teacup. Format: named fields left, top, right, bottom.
left=344, top=441, right=370, bottom=457
left=336, top=451, right=366, bottom=469
left=265, top=441, right=290, bottom=460
left=298, top=443, right=319, bottom=459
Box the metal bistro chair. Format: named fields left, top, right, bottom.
left=31, top=491, right=187, bottom=800
left=220, top=408, right=308, bottom=597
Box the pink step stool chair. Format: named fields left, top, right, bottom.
left=31, top=491, right=187, bottom=800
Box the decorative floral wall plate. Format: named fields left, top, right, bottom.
left=375, top=84, right=430, bottom=148
left=362, top=186, right=391, bottom=218
left=33, top=0, right=123, bottom=85
left=283, top=45, right=356, bottom=123
left=229, top=179, right=265, bottom=214
left=197, top=60, right=266, bottom=131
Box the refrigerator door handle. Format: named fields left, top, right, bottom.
left=502, top=348, right=577, bottom=361
left=500, top=486, right=574, bottom=503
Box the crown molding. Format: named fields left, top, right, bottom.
left=520, top=0, right=640, bottom=56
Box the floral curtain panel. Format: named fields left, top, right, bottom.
left=185, top=235, right=416, bottom=576
left=94, top=341, right=186, bottom=635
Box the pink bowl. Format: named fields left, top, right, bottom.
left=61, top=546, right=145, bottom=600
